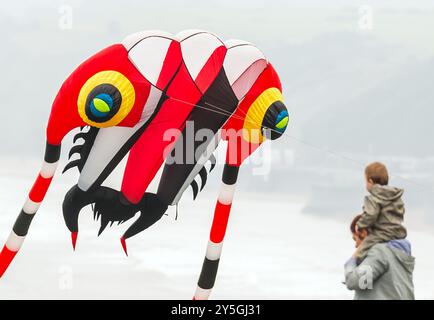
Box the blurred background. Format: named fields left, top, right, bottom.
left=0, top=0, right=433, bottom=299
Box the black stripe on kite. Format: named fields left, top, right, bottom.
left=198, top=257, right=220, bottom=290
left=13, top=210, right=35, bottom=237
left=44, top=143, right=61, bottom=163
left=222, top=164, right=239, bottom=185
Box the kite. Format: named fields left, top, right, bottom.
left=0, top=30, right=288, bottom=299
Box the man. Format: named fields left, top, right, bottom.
left=344, top=214, right=415, bottom=300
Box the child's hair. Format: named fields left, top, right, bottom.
left=365, top=162, right=389, bottom=185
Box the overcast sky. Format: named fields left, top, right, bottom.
left=0, top=0, right=433, bottom=158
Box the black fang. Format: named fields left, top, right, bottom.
left=188, top=154, right=217, bottom=200
left=63, top=127, right=99, bottom=174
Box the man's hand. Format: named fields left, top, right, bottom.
left=352, top=243, right=363, bottom=259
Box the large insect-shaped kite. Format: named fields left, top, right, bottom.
left=0, top=30, right=288, bottom=299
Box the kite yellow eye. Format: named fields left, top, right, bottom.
left=77, top=71, right=135, bottom=128
left=242, top=88, right=287, bottom=143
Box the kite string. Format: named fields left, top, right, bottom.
left=167, top=96, right=434, bottom=194
left=170, top=96, right=248, bottom=122
left=204, top=101, right=248, bottom=118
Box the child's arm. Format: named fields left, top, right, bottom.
left=357, top=196, right=381, bottom=230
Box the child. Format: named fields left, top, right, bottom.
left=355, top=162, right=407, bottom=263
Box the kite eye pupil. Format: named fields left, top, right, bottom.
left=90, top=94, right=113, bottom=117
left=275, top=111, right=289, bottom=132
left=85, top=84, right=122, bottom=123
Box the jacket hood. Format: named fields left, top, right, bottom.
left=388, top=239, right=415, bottom=273
left=370, top=184, right=404, bottom=202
